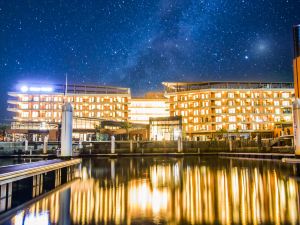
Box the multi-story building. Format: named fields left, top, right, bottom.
left=163, top=81, right=294, bottom=140
left=7, top=83, right=130, bottom=141
left=129, top=92, right=169, bottom=124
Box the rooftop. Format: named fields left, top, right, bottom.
left=10, top=83, right=130, bottom=95
left=162, top=81, right=294, bottom=93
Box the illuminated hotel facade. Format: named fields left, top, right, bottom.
left=7, top=81, right=295, bottom=141
left=7, top=84, right=130, bottom=140
left=163, top=81, right=294, bottom=140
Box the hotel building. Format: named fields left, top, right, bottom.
left=7, top=84, right=130, bottom=141
left=129, top=92, right=169, bottom=124
left=163, top=81, right=294, bottom=140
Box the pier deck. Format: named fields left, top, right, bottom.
left=0, top=159, right=81, bottom=185
left=0, top=158, right=81, bottom=213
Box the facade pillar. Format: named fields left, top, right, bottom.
left=293, top=25, right=300, bottom=156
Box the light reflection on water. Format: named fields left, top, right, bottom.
left=3, top=157, right=300, bottom=225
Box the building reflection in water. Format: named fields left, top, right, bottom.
left=7, top=157, right=300, bottom=225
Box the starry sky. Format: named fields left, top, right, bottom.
left=0, top=0, right=300, bottom=121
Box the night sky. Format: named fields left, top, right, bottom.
left=0, top=0, right=300, bottom=121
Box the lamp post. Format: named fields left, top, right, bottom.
left=293, top=25, right=300, bottom=156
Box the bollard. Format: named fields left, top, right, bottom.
left=111, top=160, right=115, bottom=180
left=111, top=135, right=115, bottom=154
left=229, top=136, right=233, bottom=151
left=78, top=138, right=83, bottom=150
left=43, top=136, right=48, bottom=154
left=178, top=136, right=183, bottom=153
left=25, top=139, right=28, bottom=153
left=130, top=140, right=133, bottom=153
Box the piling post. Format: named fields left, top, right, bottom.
left=229, top=135, right=233, bottom=151
left=130, top=140, right=133, bottom=153
left=178, top=136, right=183, bottom=153
left=111, top=135, right=115, bottom=154
left=61, top=103, right=73, bottom=157
left=111, top=159, right=115, bottom=180
left=43, top=136, right=48, bottom=154
left=25, top=139, right=28, bottom=153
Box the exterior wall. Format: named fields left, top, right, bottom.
left=8, top=93, right=129, bottom=123
left=165, top=85, right=294, bottom=139
left=129, top=98, right=169, bottom=124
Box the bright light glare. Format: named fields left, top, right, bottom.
left=20, top=85, right=28, bottom=92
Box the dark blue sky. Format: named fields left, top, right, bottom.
left=0, top=0, right=300, bottom=121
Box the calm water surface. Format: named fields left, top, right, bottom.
left=2, top=156, right=300, bottom=225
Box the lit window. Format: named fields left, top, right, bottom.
left=21, top=112, right=29, bottom=118
left=33, top=96, right=39, bottom=101
left=194, top=118, right=198, bottom=123
left=275, top=108, right=280, bottom=114
left=229, top=124, right=236, bottom=130
left=20, top=104, right=28, bottom=109
left=33, top=104, right=39, bottom=109
left=216, top=116, right=222, bottom=122
left=216, top=109, right=222, bottom=114
left=229, top=116, right=236, bottom=122
left=282, top=101, right=290, bottom=106
left=215, top=101, right=221, bottom=106
left=32, top=111, right=39, bottom=117
left=215, top=93, right=221, bottom=98
left=228, top=93, right=234, bottom=98
left=282, top=93, right=289, bottom=98
left=228, top=108, right=235, bottom=114
left=274, top=101, right=279, bottom=106
left=21, top=96, right=29, bottom=101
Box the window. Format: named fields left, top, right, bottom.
left=228, top=93, right=234, bottom=98
left=32, top=111, right=39, bottom=117
left=21, top=96, right=29, bottom=101
left=215, top=93, right=222, bottom=98
left=33, top=96, right=39, bottom=101
left=21, top=112, right=29, bottom=118
left=282, top=101, right=290, bottom=106
left=215, top=101, right=221, bottom=106
left=228, top=108, right=235, bottom=114
left=33, top=104, right=39, bottom=109
left=274, top=101, right=279, bottom=106
left=20, top=104, right=28, bottom=109
left=282, top=93, right=289, bottom=98
left=229, top=124, right=236, bottom=130
left=216, top=109, right=222, bottom=114
left=194, top=118, right=199, bottom=123
left=216, top=116, right=222, bottom=122
left=275, top=108, right=280, bottom=114
left=229, top=116, right=236, bottom=122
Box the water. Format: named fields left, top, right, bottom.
left=1, top=156, right=300, bottom=225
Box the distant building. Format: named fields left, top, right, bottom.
left=129, top=92, right=169, bottom=124
left=163, top=81, right=294, bottom=140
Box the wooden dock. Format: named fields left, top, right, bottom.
left=0, top=158, right=81, bottom=213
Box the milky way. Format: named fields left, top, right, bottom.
left=0, top=0, right=300, bottom=119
